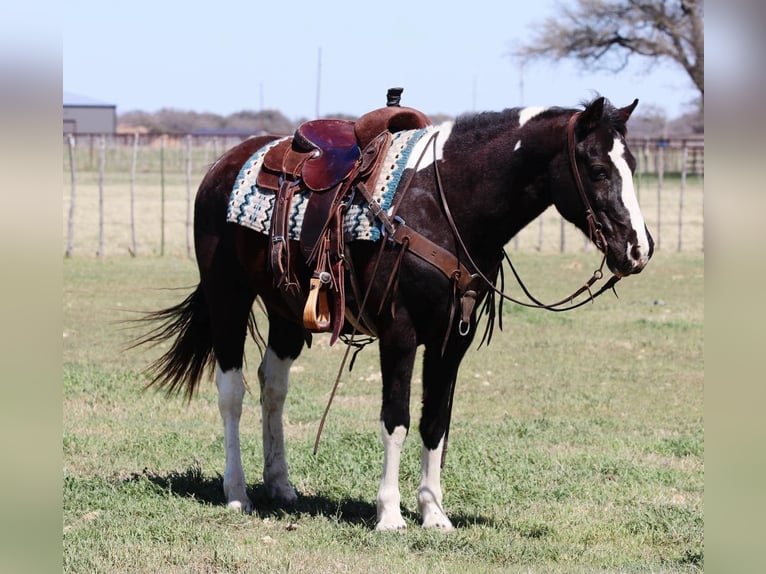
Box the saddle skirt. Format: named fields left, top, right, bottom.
left=226, top=125, right=438, bottom=242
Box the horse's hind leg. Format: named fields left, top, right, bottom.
left=258, top=314, right=304, bottom=504
left=215, top=364, right=250, bottom=511
left=207, top=281, right=258, bottom=512
left=197, top=238, right=259, bottom=511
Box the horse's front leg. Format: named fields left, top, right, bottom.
left=418, top=436, right=452, bottom=530
left=417, top=343, right=470, bottom=530
left=375, top=322, right=417, bottom=531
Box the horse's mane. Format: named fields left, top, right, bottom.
left=453, top=96, right=630, bottom=137
left=452, top=109, right=520, bottom=137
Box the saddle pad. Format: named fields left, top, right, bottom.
left=227, top=125, right=435, bottom=242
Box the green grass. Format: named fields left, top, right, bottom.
left=63, top=251, right=703, bottom=572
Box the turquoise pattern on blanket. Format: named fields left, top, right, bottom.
left=226, top=126, right=431, bottom=242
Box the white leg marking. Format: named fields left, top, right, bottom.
left=609, top=137, right=651, bottom=266
left=259, top=347, right=298, bottom=504
left=518, top=106, right=547, bottom=128
left=418, top=437, right=454, bottom=530
left=216, top=364, right=251, bottom=512
left=376, top=424, right=408, bottom=531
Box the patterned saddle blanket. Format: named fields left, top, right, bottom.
left=226, top=125, right=435, bottom=242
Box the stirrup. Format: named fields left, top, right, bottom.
left=303, top=272, right=332, bottom=332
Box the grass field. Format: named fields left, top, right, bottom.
left=63, top=250, right=703, bottom=572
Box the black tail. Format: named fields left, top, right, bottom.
left=130, top=285, right=215, bottom=401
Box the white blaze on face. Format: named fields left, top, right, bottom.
left=609, top=137, right=651, bottom=264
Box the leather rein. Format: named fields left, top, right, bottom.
left=431, top=111, right=622, bottom=313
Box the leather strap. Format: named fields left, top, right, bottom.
left=389, top=223, right=477, bottom=293
left=567, top=112, right=607, bottom=252
left=270, top=180, right=300, bottom=292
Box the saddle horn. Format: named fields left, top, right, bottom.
left=386, top=87, right=403, bottom=107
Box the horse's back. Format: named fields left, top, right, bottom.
left=195, top=135, right=283, bottom=240
left=199, top=134, right=283, bottom=198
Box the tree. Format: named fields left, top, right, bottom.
left=515, top=0, right=704, bottom=102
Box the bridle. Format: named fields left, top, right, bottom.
left=433, top=111, right=622, bottom=313
left=567, top=111, right=607, bottom=253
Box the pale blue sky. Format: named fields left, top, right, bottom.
left=62, top=0, right=697, bottom=121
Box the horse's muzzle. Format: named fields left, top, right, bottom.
left=609, top=228, right=654, bottom=277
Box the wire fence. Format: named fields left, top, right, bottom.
left=62, top=133, right=704, bottom=258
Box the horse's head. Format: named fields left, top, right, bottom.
left=553, top=97, right=654, bottom=277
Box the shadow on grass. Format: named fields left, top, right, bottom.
left=128, top=466, right=496, bottom=529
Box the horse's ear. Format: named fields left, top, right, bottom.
left=577, top=97, right=606, bottom=133
left=617, top=99, right=639, bottom=123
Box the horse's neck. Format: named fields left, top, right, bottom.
left=448, top=111, right=567, bottom=249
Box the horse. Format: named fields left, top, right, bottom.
left=135, top=95, right=653, bottom=531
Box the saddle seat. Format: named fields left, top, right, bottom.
left=257, top=106, right=431, bottom=193
left=293, top=119, right=360, bottom=192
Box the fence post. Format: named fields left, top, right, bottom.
left=65, top=135, right=77, bottom=257
left=536, top=218, right=543, bottom=252
left=129, top=132, right=139, bottom=256
left=678, top=140, right=688, bottom=252
left=185, top=134, right=193, bottom=258
left=559, top=217, right=565, bottom=253
left=160, top=134, right=166, bottom=256
left=88, top=134, right=95, bottom=171
left=656, top=141, right=665, bottom=250
left=635, top=139, right=644, bottom=201
left=97, top=135, right=106, bottom=257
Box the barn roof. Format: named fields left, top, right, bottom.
left=63, top=91, right=116, bottom=107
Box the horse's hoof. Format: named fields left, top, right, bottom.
left=421, top=509, right=454, bottom=531
left=268, top=483, right=298, bottom=506
left=375, top=515, right=407, bottom=531
left=226, top=498, right=253, bottom=514
left=422, top=517, right=454, bottom=531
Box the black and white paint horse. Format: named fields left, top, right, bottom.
left=137, top=96, right=653, bottom=531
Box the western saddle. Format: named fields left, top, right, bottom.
left=259, top=88, right=477, bottom=345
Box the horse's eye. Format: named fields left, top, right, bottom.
left=590, top=165, right=609, bottom=181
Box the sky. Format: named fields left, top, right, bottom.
left=62, top=0, right=698, bottom=121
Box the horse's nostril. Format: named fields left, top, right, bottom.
left=630, top=244, right=641, bottom=261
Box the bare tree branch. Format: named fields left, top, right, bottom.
left=515, top=0, right=703, bottom=99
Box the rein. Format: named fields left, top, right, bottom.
left=431, top=111, right=621, bottom=313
